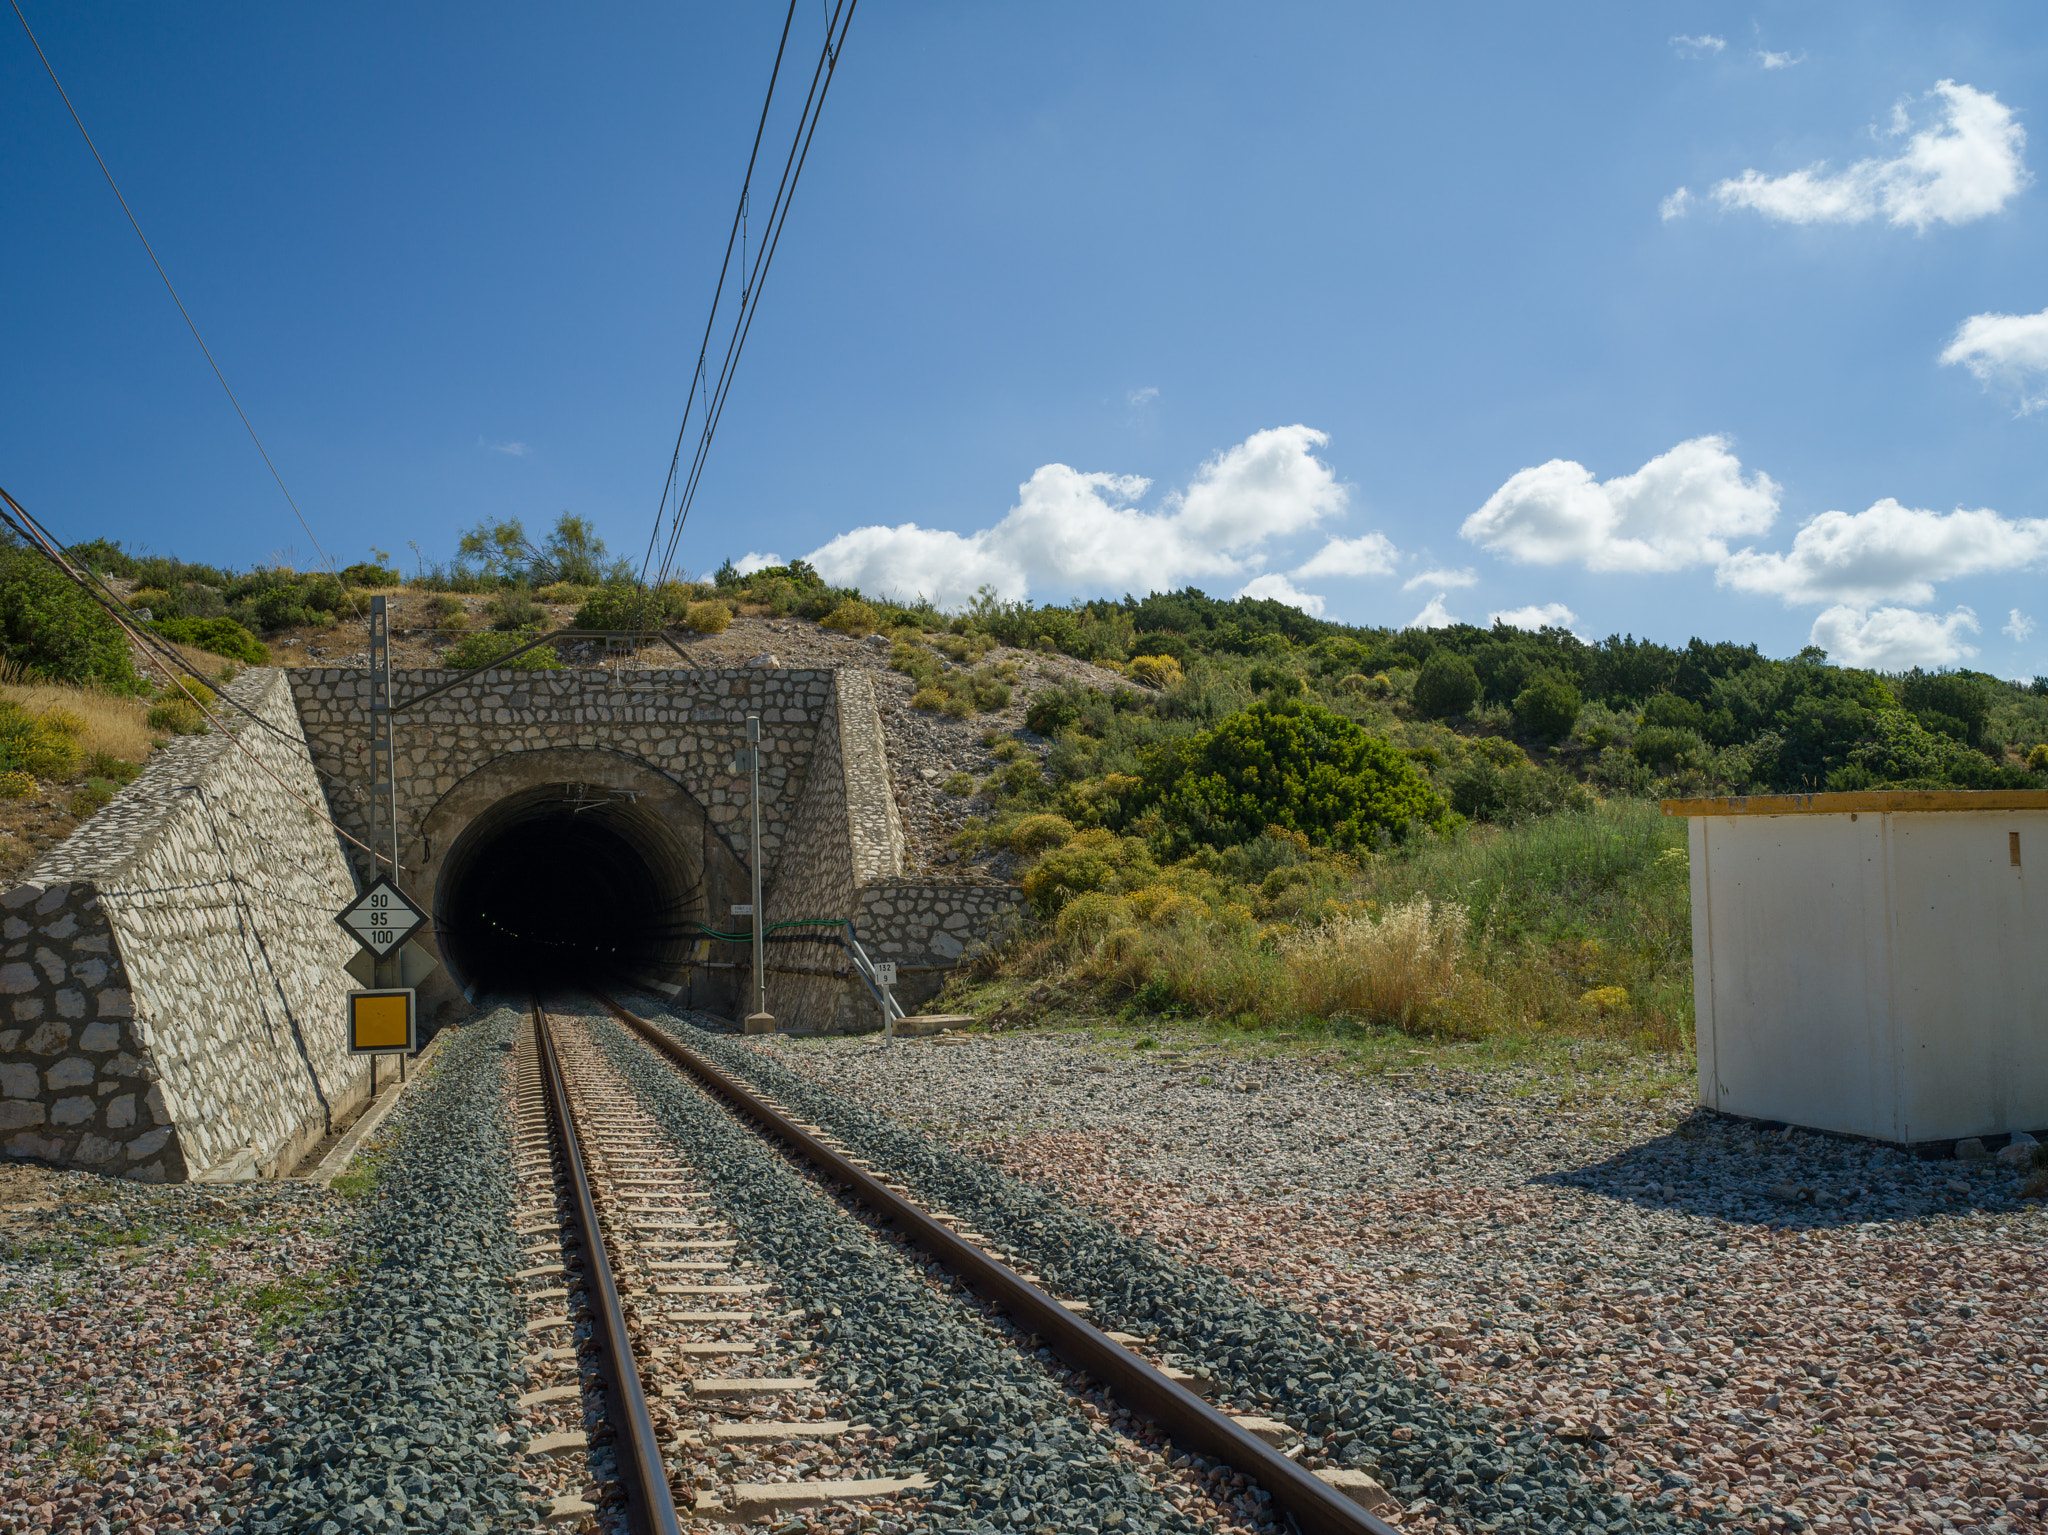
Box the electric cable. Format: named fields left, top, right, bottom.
left=639, top=0, right=804, bottom=589
left=9, top=0, right=364, bottom=621
left=0, top=487, right=405, bottom=875
left=644, top=0, right=858, bottom=588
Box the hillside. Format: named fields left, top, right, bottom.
left=6, top=521, right=2047, bottom=1049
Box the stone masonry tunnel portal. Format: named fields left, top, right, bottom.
left=432, top=781, right=706, bottom=994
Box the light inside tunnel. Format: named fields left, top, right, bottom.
left=434, top=784, right=703, bottom=993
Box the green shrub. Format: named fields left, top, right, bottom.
left=535, top=581, right=595, bottom=606
left=152, top=616, right=269, bottom=665
left=83, top=750, right=141, bottom=784
left=1007, top=813, right=1076, bottom=853
left=1445, top=756, right=1592, bottom=824
left=69, top=778, right=118, bottom=818
left=1413, top=652, right=1479, bottom=717
left=146, top=699, right=207, bottom=735
left=1631, top=724, right=1707, bottom=770
left=0, top=770, right=32, bottom=800
left=684, top=601, right=732, bottom=634
left=941, top=772, right=974, bottom=796
left=443, top=629, right=562, bottom=670
left=0, top=701, right=85, bottom=780
left=820, top=599, right=880, bottom=637
left=339, top=561, right=399, bottom=587
left=2031, top=743, right=2048, bottom=773
left=1021, top=829, right=1154, bottom=915
left=1513, top=672, right=1583, bottom=741
left=0, top=545, right=141, bottom=691
left=573, top=582, right=662, bottom=631
left=486, top=586, right=545, bottom=631
left=1137, top=701, right=1455, bottom=854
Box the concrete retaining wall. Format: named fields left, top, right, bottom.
left=1, top=669, right=369, bottom=1181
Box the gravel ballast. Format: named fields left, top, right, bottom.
left=228, top=1007, right=531, bottom=1535
left=0, top=1171, right=340, bottom=1534
left=573, top=999, right=1254, bottom=1535
left=728, top=1022, right=2048, bottom=1534
left=628, top=1000, right=1694, bottom=1535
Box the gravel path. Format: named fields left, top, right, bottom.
left=717, top=1023, right=2048, bottom=1535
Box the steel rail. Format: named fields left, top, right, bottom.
left=594, top=994, right=1398, bottom=1535
left=531, top=1000, right=684, bottom=1535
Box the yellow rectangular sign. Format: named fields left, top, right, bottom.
left=348, top=988, right=416, bottom=1054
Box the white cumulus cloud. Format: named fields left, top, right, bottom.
left=1237, top=573, right=1326, bottom=616
left=1940, top=306, right=2048, bottom=413
left=1292, top=531, right=1398, bottom=579
left=805, top=425, right=1347, bottom=608
left=1660, top=187, right=1694, bottom=221
left=1756, top=49, right=1805, bottom=70
left=1409, top=594, right=1458, bottom=629
left=1128, top=386, right=1159, bottom=407
left=1809, top=605, right=1980, bottom=668
left=1716, top=499, right=2048, bottom=606
left=1401, top=566, right=1478, bottom=592
left=1712, top=80, right=2029, bottom=231
left=1462, top=435, right=1779, bottom=573
left=1670, top=34, right=1726, bottom=56
left=733, top=551, right=784, bottom=576
left=2006, top=609, right=2037, bottom=643
left=1489, top=602, right=1579, bottom=632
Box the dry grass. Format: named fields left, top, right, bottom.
left=1281, top=895, right=1466, bottom=1024
left=0, top=678, right=156, bottom=764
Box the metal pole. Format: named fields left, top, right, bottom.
left=370, top=596, right=402, bottom=1081
left=744, top=714, right=772, bottom=1033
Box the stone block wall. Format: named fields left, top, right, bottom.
left=760, top=670, right=909, bottom=1027
left=2, top=670, right=369, bottom=1181
left=289, top=667, right=835, bottom=885
left=835, top=879, right=1026, bottom=1027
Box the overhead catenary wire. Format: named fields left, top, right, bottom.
left=8, top=0, right=364, bottom=621
left=0, top=486, right=407, bottom=877
left=644, top=0, right=859, bottom=589
left=638, top=0, right=803, bottom=590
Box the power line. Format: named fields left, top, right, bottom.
left=0, top=485, right=403, bottom=876
left=644, top=0, right=859, bottom=589
left=639, top=0, right=804, bottom=589
left=8, top=0, right=363, bottom=620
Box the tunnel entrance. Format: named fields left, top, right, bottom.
left=433, top=781, right=706, bottom=994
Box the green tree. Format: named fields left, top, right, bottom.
left=1413, top=651, right=1479, bottom=717
left=0, top=544, right=140, bottom=690
left=1137, top=701, right=1454, bottom=853
left=1513, top=672, right=1583, bottom=741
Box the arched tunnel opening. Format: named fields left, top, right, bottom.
left=434, top=783, right=706, bottom=995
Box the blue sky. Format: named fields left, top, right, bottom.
left=5, top=2, right=2046, bottom=673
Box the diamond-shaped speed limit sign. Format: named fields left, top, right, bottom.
left=335, top=876, right=428, bottom=958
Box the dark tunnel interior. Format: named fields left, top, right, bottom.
left=435, top=788, right=703, bottom=994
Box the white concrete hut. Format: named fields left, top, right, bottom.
left=1664, top=789, right=2048, bottom=1145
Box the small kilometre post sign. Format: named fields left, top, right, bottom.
left=335, top=877, right=427, bottom=957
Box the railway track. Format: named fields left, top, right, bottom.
left=509, top=995, right=1398, bottom=1534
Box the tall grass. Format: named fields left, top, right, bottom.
left=967, top=798, right=1694, bottom=1049
left=0, top=675, right=158, bottom=764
